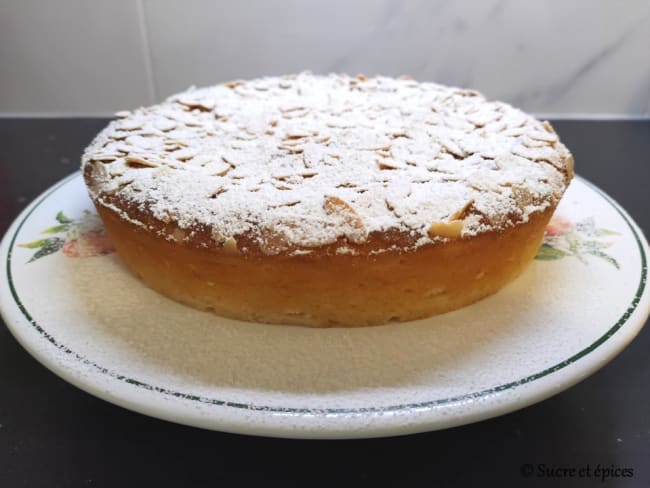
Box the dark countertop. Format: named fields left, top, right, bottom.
left=1, top=119, right=648, bottom=487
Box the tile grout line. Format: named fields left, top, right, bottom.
left=135, top=0, right=157, bottom=104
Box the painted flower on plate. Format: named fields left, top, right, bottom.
left=536, top=216, right=620, bottom=269
left=20, top=211, right=115, bottom=262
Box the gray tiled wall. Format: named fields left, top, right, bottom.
left=1, top=0, right=649, bottom=115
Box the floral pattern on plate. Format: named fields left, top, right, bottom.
left=19, top=210, right=115, bottom=262
left=535, top=215, right=620, bottom=269
left=19, top=211, right=620, bottom=270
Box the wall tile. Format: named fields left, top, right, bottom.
left=0, top=0, right=153, bottom=113
left=1, top=0, right=648, bottom=115
left=143, top=0, right=649, bottom=115
left=142, top=0, right=395, bottom=98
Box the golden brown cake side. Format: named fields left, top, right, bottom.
left=97, top=202, right=556, bottom=327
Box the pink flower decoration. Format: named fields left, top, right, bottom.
left=62, top=230, right=115, bottom=258
left=545, top=216, right=573, bottom=237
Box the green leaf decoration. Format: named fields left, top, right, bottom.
left=587, top=250, right=620, bottom=270
left=55, top=211, right=74, bottom=224
left=595, top=228, right=620, bottom=237
left=42, top=224, right=69, bottom=234
left=28, top=237, right=65, bottom=262
left=582, top=240, right=609, bottom=251
left=565, top=231, right=579, bottom=253
left=535, top=244, right=568, bottom=260
left=19, top=238, right=51, bottom=249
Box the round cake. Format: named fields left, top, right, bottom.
left=82, top=73, right=574, bottom=327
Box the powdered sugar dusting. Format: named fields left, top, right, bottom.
left=82, top=73, right=572, bottom=253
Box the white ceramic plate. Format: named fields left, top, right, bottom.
left=1, top=173, right=649, bottom=439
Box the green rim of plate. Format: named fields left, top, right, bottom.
left=4, top=173, right=648, bottom=416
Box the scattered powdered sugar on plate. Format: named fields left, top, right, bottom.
left=82, top=73, right=572, bottom=254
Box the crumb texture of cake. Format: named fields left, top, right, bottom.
left=82, top=73, right=573, bottom=256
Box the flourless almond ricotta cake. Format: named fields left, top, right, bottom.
left=82, top=73, right=574, bottom=327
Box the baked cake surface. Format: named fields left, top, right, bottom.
left=82, top=73, right=573, bottom=326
